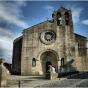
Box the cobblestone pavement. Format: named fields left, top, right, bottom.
left=7, top=72, right=88, bottom=87
left=36, top=72, right=88, bottom=87
left=7, top=76, right=65, bottom=87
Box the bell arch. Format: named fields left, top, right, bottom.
left=57, top=12, right=62, bottom=25
left=65, top=12, right=69, bottom=25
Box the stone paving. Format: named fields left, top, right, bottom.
left=7, top=75, right=65, bottom=87
left=36, top=72, right=88, bottom=87
left=7, top=72, right=88, bottom=88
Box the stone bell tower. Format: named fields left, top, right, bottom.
left=52, top=7, right=75, bottom=72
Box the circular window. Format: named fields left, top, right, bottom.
left=40, top=30, right=56, bottom=45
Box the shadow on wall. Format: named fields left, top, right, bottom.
left=58, top=59, right=79, bottom=78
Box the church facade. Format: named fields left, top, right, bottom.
left=12, top=7, right=88, bottom=75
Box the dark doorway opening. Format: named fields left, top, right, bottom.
left=46, top=61, right=52, bottom=72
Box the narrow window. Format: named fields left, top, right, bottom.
left=57, top=12, right=62, bottom=25
left=32, top=58, right=36, bottom=67
left=52, top=13, right=54, bottom=18
left=65, top=12, right=69, bottom=25
left=61, top=58, right=65, bottom=66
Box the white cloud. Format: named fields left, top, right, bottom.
left=0, top=30, right=13, bottom=63
left=0, top=1, right=28, bottom=28
left=72, top=8, right=83, bottom=24
left=65, top=5, right=83, bottom=24
left=44, top=5, right=54, bottom=19
left=0, top=28, right=14, bottom=38
left=82, top=20, right=88, bottom=25
left=0, top=27, right=22, bottom=63
left=0, top=40, right=12, bottom=63
left=0, top=1, right=27, bottom=63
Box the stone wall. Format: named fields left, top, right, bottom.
left=12, top=36, right=22, bottom=75
left=21, top=19, right=76, bottom=75
left=75, top=34, right=87, bottom=71
left=21, top=21, right=59, bottom=75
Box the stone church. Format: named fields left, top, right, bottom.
left=12, top=7, right=88, bottom=76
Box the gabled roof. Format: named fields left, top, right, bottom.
left=13, top=36, right=23, bottom=43
left=75, top=33, right=87, bottom=40
left=23, top=20, right=50, bottom=33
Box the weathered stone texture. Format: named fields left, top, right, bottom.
left=12, top=36, right=22, bottom=75
left=12, top=7, right=88, bottom=76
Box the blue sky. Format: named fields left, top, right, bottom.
left=0, top=1, right=88, bottom=63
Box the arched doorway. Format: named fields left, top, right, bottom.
left=40, top=50, right=58, bottom=75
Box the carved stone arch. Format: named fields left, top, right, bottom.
left=65, top=12, right=69, bottom=25
left=57, top=12, right=61, bottom=17
left=39, top=49, right=59, bottom=74
left=39, top=49, right=59, bottom=60
left=56, top=12, right=62, bottom=25
left=65, top=12, right=69, bottom=18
